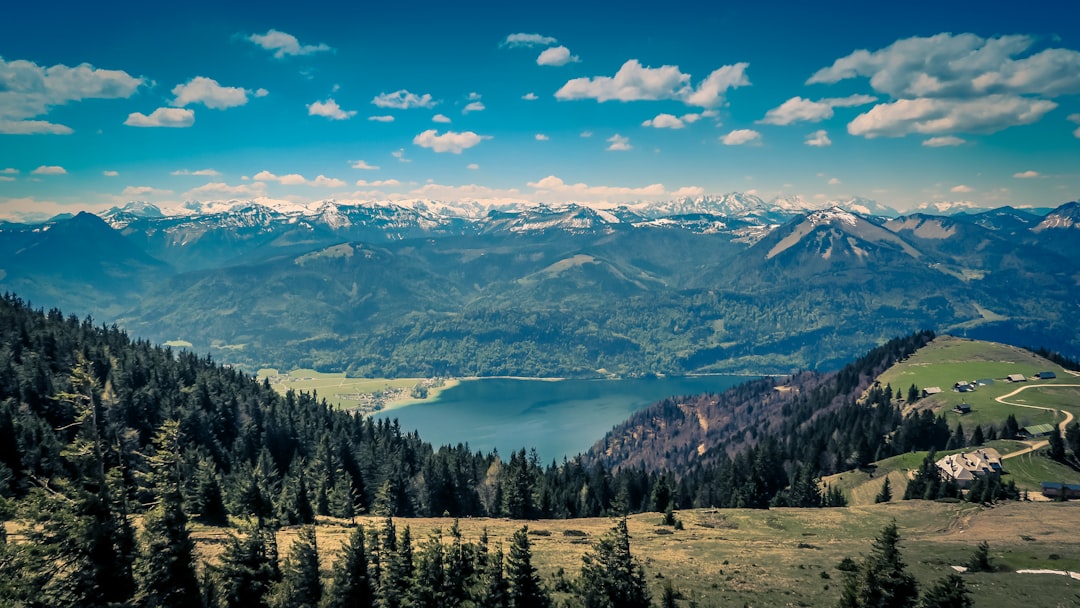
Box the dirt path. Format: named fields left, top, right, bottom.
left=996, top=384, right=1078, bottom=460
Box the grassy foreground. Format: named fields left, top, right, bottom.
left=193, top=501, right=1080, bottom=607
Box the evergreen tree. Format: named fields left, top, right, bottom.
left=506, top=526, right=550, bottom=608
left=473, top=541, right=510, bottom=608
left=268, top=524, right=321, bottom=608
left=969, top=425, right=984, bottom=447
left=966, top=540, right=992, bottom=572
left=837, top=522, right=918, bottom=608
left=578, top=518, right=651, bottom=608
left=134, top=420, right=201, bottom=608
left=875, top=477, right=893, bottom=504
left=191, top=456, right=228, bottom=525
left=660, top=580, right=678, bottom=608
left=217, top=521, right=280, bottom=608
left=918, top=573, right=972, bottom=608
left=1047, top=428, right=1066, bottom=462
left=408, top=530, right=446, bottom=608
left=377, top=519, right=413, bottom=608
left=1003, top=415, right=1020, bottom=439
left=325, top=525, right=376, bottom=608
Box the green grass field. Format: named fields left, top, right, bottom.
left=255, top=368, right=455, bottom=412
left=193, top=501, right=1080, bottom=608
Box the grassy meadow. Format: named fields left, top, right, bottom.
left=255, top=368, right=455, bottom=412
left=193, top=501, right=1080, bottom=608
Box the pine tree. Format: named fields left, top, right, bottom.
left=918, top=573, right=972, bottom=608
left=216, top=522, right=280, bottom=608
left=966, top=540, right=992, bottom=572
left=408, top=530, right=446, bottom=608
left=578, top=518, right=651, bottom=608
left=134, top=420, right=201, bottom=608
left=268, top=524, right=321, bottom=608
left=506, top=526, right=550, bottom=608
left=875, top=477, right=893, bottom=503
left=474, top=540, right=510, bottom=608
left=660, top=580, right=679, bottom=608
left=969, top=425, right=984, bottom=447
left=1048, top=428, right=1066, bottom=461
left=837, top=522, right=918, bottom=608
left=325, top=525, right=376, bottom=608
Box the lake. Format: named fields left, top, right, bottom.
left=374, top=375, right=750, bottom=462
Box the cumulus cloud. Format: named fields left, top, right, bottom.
left=122, top=185, right=172, bottom=196
left=125, top=107, right=195, bottom=127
left=811, top=33, right=1080, bottom=138
left=103, top=170, right=119, bottom=177
left=368, top=115, right=394, bottom=122
left=555, top=59, right=749, bottom=108
left=467, top=163, right=479, bottom=170
left=392, top=149, right=411, bottom=163
left=0, top=177, right=13, bottom=182
left=805, top=129, right=831, bottom=147
left=950, top=184, right=974, bottom=193
left=0, top=168, right=17, bottom=174
left=847, top=95, right=1056, bottom=138
left=721, top=129, right=761, bottom=145
left=1070, top=113, right=1080, bottom=138
left=522, top=92, right=539, bottom=101
left=253, top=170, right=346, bottom=187
left=355, top=179, right=401, bottom=187
left=537, top=46, right=580, bottom=66
left=463, top=101, right=485, bottom=113
left=31, top=165, right=66, bottom=175
left=1013, top=170, right=1040, bottom=178
left=372, top=90, right=436, bottom=109
left=671, top=186, right=705, bottom=197
left=248, top=29, right=332, bottom=59
left=828, top=177, right=842, bottom=185
left=535, top=134, right=549, bottom=141
left=185, top=181, right=267, bottom=198
left=922, top=136, right=966, bottom=147
left=0, top=57, right=144, bottom=134
left=606, top=134, right=632, bottom=151
left=432, top=113, right=451, bottom=123
left=527, top=175, right=666, bottom=204
left=307, top=99, right=357, bottom=120
left=759, top=95, right=876, bottom=125
left=502, top=33, right=558, bottom=48
left=641, top=112, right=706, bottom=129
left=413, top=129, right=491, bottom=153
left=351, top=160, right=380, bottom=170
left=171, top=77, right=251, bottom=109
left=171, top=169, right=220, bottom=177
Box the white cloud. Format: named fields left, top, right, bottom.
left=537, top=46, right=580, bottom=67
left=351, top=160, right=380, bottom=170
left=535, top=134, right=549, bottom=141
left=248, top=29, right=332, bottom=59
left=255, top=88, right=269, bottom=97
left=103, top=170, right=118, bottom=177
left=171, top=168, right=220, bottom=176
left=0, top=57, right=145, bottom=134
left=122, top=185, right=172, bottom=197
left=0, top=177, right=13, bottom=182
left=1013, top=170, right=1041, bottom=178
left=671, top=186, right=705, bottom=197
left=467, top=163, right=479, bottom=170
left=1070, top=113, right=1080, bottom=138
left=125, top=107, right=195, bottom=128
left=467, top=92, right=481, bottom=101
left=721, top=129, right=761, bottom=145
left=922, top=136, right=966, bottom=147
left=555, top=59, right=749, bottom=108
left=171, top=77, right=251, bottom=109
left=307, top=98, right=357, bottom=120
left=31, top=165, right=67, bottom=175
left=368, top=115, right=395, bottom=122
left=950, top=184, right=974, bottom=193
left=522, top=92, right=539, bottom=101
left=580, top=131, right=593, bottom=138
left=758, top=94, right=876, bottom=125
left=828, top=177, right=842, bottom=185
left=185, top=181, right=267, bottom=198
left=847, top=95, right=1056, bottom=138
left=432, top=113, right=451, bottom=123
left=393, top=149, right=411, bottom=163
left=372, top=90, right=437, bottom=109
left=413, top=129, right=491, bottom=153
left=502, top=33, right=558, bottom=48
left=641, top=112, right=704, bottom=129
left=606, top=134, right=631, bottom=151
left=805, top=129, right=832, bottom=147
left=463, top=101, right=485, bottom=113
left=253, top=170, right=346, bottom=187
left=355, top=179, right=401, bottom=187
left=809, top=33, right=1080, bottom=99
left=527, top=175, right=666, bottom=204
left=0, top=168, right=17, bottom=174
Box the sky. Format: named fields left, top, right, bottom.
left=1, top=0, right=1079, bottom=221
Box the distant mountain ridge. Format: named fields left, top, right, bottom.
left=2, top=198, right=1077, bottom=377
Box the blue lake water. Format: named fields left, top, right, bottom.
left=374, top=375, right=749, bottom=462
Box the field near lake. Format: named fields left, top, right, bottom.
left=256, top=368, right=455, bottom=412
left=192, top=501, right=1080, bottom=608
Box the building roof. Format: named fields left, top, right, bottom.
left=1038, top=371, right=1057, bottom=379
left=936, top=448, right=1003, bottom=485
left=976, top=378, right=994, bottom=385
left=1023, top=424, right=1056, bottom=436
left=1007, top=374, right=1026, bottom=382
left=923, top=386, right=943, bottom=394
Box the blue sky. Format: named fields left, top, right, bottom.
left=1, top=0, right=1078, bottom=221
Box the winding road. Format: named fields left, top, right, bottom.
left=996, top=382, right=1078, bottom=461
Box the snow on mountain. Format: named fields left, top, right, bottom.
left=826, top=196, right=899, bottom=217
left=913, top=200, right=984, bottom=215
left=1033, top=201, right=1080, bottom=231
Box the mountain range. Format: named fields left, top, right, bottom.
left=1, top=195, right=1077, bottom=377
